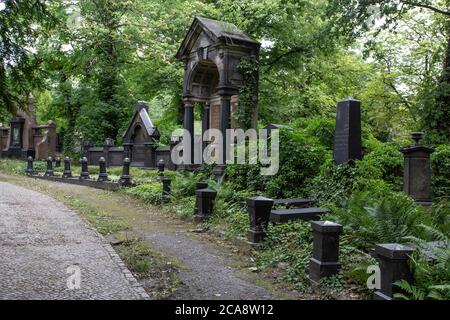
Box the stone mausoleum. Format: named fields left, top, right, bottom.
left=0, top=95, right=57, bottom=160
left=176, top=17, right=260, bottom=167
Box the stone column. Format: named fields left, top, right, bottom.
left=219, top=96, right=231, bottom=165
left=374, top=243, right=415, bottom=300
left=202, top=102, right=210, bottom=153
left=399, top=132, right=434, bottom=206
left=55, top=157, right=61, bottom=168
left=195, top=188, right=217, bottom=222
left=183, top=100, right=194, bottom=166
left=309, top=221, right=343, bottom=282
left=80, top=157, right=90, bottom=180
left=98, top=157, right=108, bottom=182
left=26, top=156, right=34, bottom=176
left=194, top=181, right=208, bottom=215
left=161, top=176, right=171, bottom=204
left=44, top=156, right=54, bottom=177
left=119, top=157, right=132, bottom=187
left=62, top=156, right=72, bottom=178
left=157, top=159, right=165, bottom=177
left=246, top=196, right=274, bottom=243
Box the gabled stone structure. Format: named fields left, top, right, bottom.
left=0, top=95, right=57, bottom=160
left=176, top=17, right=260, bottom=168
left=83, top=101, right=175, bottom=168
left=123, top=101, right=160, bottom=167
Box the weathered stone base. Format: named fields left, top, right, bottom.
left=247, top=229, right=266, bottom=243
left=30, top=175, right=120, bottom=190
left=309, top=258, right=341, bottom=282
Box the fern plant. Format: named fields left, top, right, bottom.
left=334, top=191, right=427, bottom=249
left=394, top=224, right=450, bottom=300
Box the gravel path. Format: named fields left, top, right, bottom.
left=0, top=181, right=148, bottom=300
left=141, top=231, right=274, bottom=300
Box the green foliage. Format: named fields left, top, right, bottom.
left=256, top=221, right=313, bottom=291
left=333, top=191, right=428, bottom=249
left=235, top=56, right=259, bottom=129
left=395, top=224, right=450, bottom=300
left=125, top=183, right=162, bottom=205
left=431, top=144, right=450, bottom=198
left=293, top=117, right=336, bottom=150
left=226, top=129, right=329, bottom=198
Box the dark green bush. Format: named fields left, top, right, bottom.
left=431, top=144, right=450, bottom=198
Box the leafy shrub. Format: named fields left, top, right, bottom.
left=126, top=183, right=162, bottom=205
left=431, top=144, right=450, bottom=198
left=333, top=191, right=428, bottom=249
left=395, top=225, right=450, bottom=300
left=293, top=116, right=335, bottom=150
left=226, top=129, right=329, bottom=199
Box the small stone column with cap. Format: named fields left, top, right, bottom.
left=157, top=159, right=165, bottom=177
left=79, top=157, right=90, bottom=180
left=373, top=243, right=415, bottom=300
left=119, top=157, right=132, bottom=187
left=161, top=176, right=172, bottom=204
left=44, top=156, right=54, bottom=177
left=193, top=181, right=208, bottom=215
left=246, top=196, right=274, bottom=243
left=195, top=188, right=217, bottom=222
left=26, top=156, right=34, bottom=176
left=309, top=221, right=343, bottom=283
left=62, top=157, right=72, bottom=178
left=97, top=157, right=108, bottom=182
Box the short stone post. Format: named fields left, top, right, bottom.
left=399, top=132, right=434, bottom=206
left=373, top=243, right=415, bottom=300
left=309, top=221, right=343, bottom=283
left=246, top=196, right=274, bottom=243
left=195, top=188, right=217, bottom=221
left=157, top=159, right=165, bottom=176
left=62, top=156, right=72, bottom=178
left=79, top=157, right=90, bottom=180
left=119, top=157, right=132, bottom=187
left=161, top=176, right=172, bottom=204
left=97, top=157, right=109, bottom=182
left=193, top=181, right=208, bottom=215
left=44, top=156, right=54, bottom=177
left=26, top=156, right=34, bottom=176
left=55, top=157, right=61, bottom=168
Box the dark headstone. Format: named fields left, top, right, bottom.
left=193, top=181, right=208, bottom=215
left=62, top=156, right=72, bottom=178
left=26, top=156, right=34, bottom=176
left=309, top=221, right=343, bottom=283
left=333, top=98, right=362, bottom=164
left=55, top=157, right=61, bottom=168
left=195, top=188, right=217, bottom=221
left=161, top=176, right=172, bottom=204
left=44, top=156, right=54, bottom=177
left=97, top=157, right=108, bottom=182
left=119, top=157, right=132, bottom=187
left=246, top=196, right=274, bottom=243
left=399, top=132, right=434, bottom=205
left=273, top=198, right=315, bottom=208
left=79, top=157, right=90, bottom=180
left=373, top=243, right=415, bottom=300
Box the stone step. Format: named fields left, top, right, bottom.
left=273, top=197, right=315, bottom=208
left=270, top=207, right=329, bottom=223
